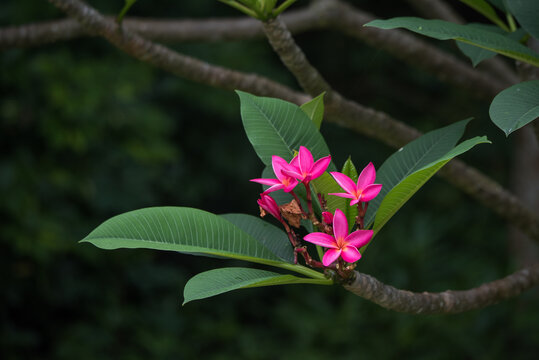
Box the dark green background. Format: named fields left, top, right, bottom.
left=1, top=1, right=537, bottom=359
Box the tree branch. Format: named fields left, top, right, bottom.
left=343, top=264, right=539, bottom=314
left=43, top=0, right=307, bottom=105
left=261, top=15, right=539, bottom=242
left=5, top=1, right=510, bottom=98
left=406, top=0, right=519, bottom=87
left=44, top=0, right=539, bottom=242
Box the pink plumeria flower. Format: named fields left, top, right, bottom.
left=329, top=162, right=382, bottom=206
left=250, top=155, right=299, bottom=194
left=282, top=146, right=331, bottom=183
left=322, top=211, right=333, bottom=225
left=257, top=193, right=282, bottom=221
left=304, top=209, right=372, bottom=266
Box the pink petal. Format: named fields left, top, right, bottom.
left=322, top=249, right=342, bottom=266
left=257, top=194, right=281, bottom=220
left=332, top=209, right=349, bottom=243
left=289, top=155, right=300, bottom=170
left=282, top=179, right=299, bottom=192
left=298, top=146, right=314, bottom=174
left=330, top=172, right=357, bottom=195
left=250, top=178, right=280, bottom=186
left=357, top=162, right=377, bottom=190
left=345, top=229, right=373, bottom=248
left=310, top=156, right=331, bottom=179
left=328, top=192, right=356, bottom=200
left=341, top=246, right=361, bottom=263
left=350, top=198, right=360, bottom=206
left=282, top=168, right=303, bottom=180
left=263, top=183, right=285, bottom=194
left=303, top=233, right=338, bottom=248
left=272, top=155, right=291, bottom=181
left=359, top=184, right=383, bottom=202
left=322, top=211, right=333, bottom=225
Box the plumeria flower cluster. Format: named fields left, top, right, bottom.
left=251, top=146, right=382, bottom=277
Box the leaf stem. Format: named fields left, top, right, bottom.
left=276, top=262, right=331, bottom=281
left=218, top=0, right=260, bottom=19
left=272, top=0, right=298, bottom=17
left=116, top=0, right=137, bottom=25
left=506, top=13, right=517, bottom=32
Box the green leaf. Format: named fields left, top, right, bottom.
left=371, top=136, right=491, bottom=237
left=456, top=24, right=504, bottom=66
left=458, top=0, right=509, bottom=31
left=237, top=91, right=334, bottom=170
left=82, top=207, right=285, bottom=265
left=183, top=267, right=332, bottom=305
left=486, top=0, right=508, bottom=12
left=220, top=213, right=294, bottom=263
left=489, top=80, right=539, bottom=136
left=365, top=17, right=539, bottom=66
left=300, top=92, right=326, bottom=130
left=365, top=119, right=472, bottom=227
left=506, top=0, right=539, bottom=39
left=341, top=157, right=359, bottom=229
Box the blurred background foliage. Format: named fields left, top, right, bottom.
left=1, top=0, right=538, bottom=359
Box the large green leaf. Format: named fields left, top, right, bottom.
left=365, top=119, right=472, bottom=227
left=183, top=267, right=332, bottom=304
left=371, top=136, right=490, bottom=237
left=365, top=17, right=539, bottom=66
left=456, top=24, right=505, bottom=66
left=489, top=80, right=539, bottom=136
left=237, top=91, right=334, bottom=170
left=300, top=92, right=326, bottom=130
left=82, top=207, right=285, bottom=265
left=458, top=0, right=509, bottom=31
left=507, top=0, right=539, bottom=39
left=220, top=213, right=294, bottom=263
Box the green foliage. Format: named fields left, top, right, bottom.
left=237, top=91, right=333, bottom=169
left=183, top=267, right=330, bottom=304
left=365, top=119, right=474, bottom=227
left=506, top=0, right=539, bottom=38
left=458, top=0, right=509, bottom=31
left=220, top=213, right=294, bottom=263
left=82, top=207, right=286, bottom=265
left=365, top=17, right=539, bottom=66
left=489, top=80, right=539, bottom=136
left=372, top=136, right=490, bottom=237
left=300, top=92, right=326, bottom=130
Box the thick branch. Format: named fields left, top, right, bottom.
left=44, top=0, right=307, bottom=105
left=325, top=0, right=512, bottom=98
left=343, top=264, right=539, bottom=314
left=44, top=0, right=539, bottom=241
left=261, top=15, right=539, bottom=242
left=5, top=1, right=510, bottom=98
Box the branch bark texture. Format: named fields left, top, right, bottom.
left=261, top=15, right=539, bottom=242
left=343, top=264, right=539, bottom=314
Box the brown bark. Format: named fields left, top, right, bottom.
left=343, top=264, right=539, bottom=314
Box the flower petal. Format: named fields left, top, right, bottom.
left=341, top=246, right=361, bottom=263
left=322, top=249, right=342, bottom=266
left=357, top=162, right=377, bottom=190
left=310, top=156, right=331, bottom=179
left=257, top=194, right=281, bottom=220
left=330, top=172, right=357, bottom=195
left=328, top=192, right=356, bottom=200
left=332, top=208, right=349, bottom=243
left=298, top=146, right=314, bottom=174
left=322, top=211, right=334, bottom=225
left=271, top=155, right=291, bottom=181
left=345, top=229, right=373, bottom=248
left=282, top=179, right=299, bottom=192
left=250, top=178, right=280, bottom=186
left=359, top=184, right=382, bottom=202
left=303, top=233, right=338, bottom=248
